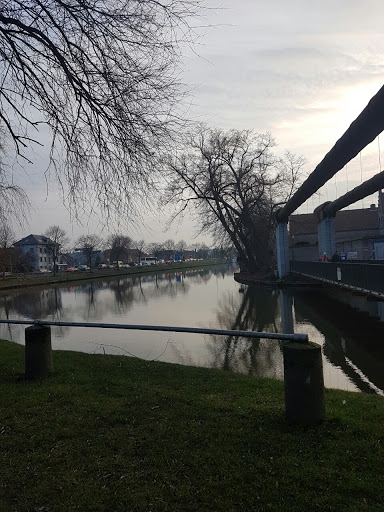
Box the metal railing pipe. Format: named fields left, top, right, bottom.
left=1, top=318, right=327, bottom=425
left=0, top=319, right=309, bottom=343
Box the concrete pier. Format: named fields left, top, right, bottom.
left=276, top=222, right=290, bottom=278
left=25, top=324, right=53, bottom=379
left=318, top=216, right=336, bottom=259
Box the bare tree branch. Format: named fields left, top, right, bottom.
left=163, top=126, right=306, bottom=272
left=0, top=0, right=203, bottom=219
left=75, top=233, right=103, bottom=271
left=0, top=127, right=31, bottom=223
left=44, top=224, right=69, bottom=274
left=106, top=233, right=132, bottom=265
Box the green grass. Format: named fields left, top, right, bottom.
left=1, top=339, right=383, bottom=512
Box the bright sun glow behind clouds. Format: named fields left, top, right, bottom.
left=274, top=80, right=384, bottom=155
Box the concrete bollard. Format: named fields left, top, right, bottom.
left=25, top=324, right=53, bottom=379
left=283, top=341, right=325, bottom=425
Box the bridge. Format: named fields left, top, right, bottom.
left=275, top=84, right=384, bottom=298
left=290, top=260, right=384, bottom=299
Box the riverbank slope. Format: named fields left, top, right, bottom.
left=0, top=259, right=226, bottom=291
left=1, top=339, right=383, bottom=511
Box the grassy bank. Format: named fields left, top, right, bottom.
left=1, top=339, right=383, bottom=512
left=0, top=259, right=226, bottom=291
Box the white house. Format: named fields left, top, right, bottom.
left=13, top=234, right=65, bottom=271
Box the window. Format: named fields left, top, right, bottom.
left=44, top=257, right=46, bottom=262
left=40, top=257, right=42, bottom=262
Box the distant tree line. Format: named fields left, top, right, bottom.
left=0, top=222, right=233, bottom=276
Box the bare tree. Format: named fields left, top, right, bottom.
left=106, top=234, right=132, bottom=267
left=133, top=239, right=146, bottom=264
left=0, top=222, right=15, bottom=276
left=0, top=130, right=30, bottom=224
left=11, top=246, right=34, bottom=273
left=163, top=239, right=176, bottom=260
left=44, top=225, right=69, bottom=275
left=76, top=234, right=103, bottom=271
left=0, top=0, right=201, bottom=219
left=164, top=126, right=306, bottom=273
left=146, top=242, right=163, bottom=259
left=176, top=239, right=187, bottom=259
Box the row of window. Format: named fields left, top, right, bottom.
left=29, top=247, right=48, bottom=254
left=40, top=257, right=51, bottom=263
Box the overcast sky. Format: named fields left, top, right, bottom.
left=13, top=0, right=384, bottom=245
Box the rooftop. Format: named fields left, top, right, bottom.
left=289, top=208, right=379, bottom=236
left=13, top=234, right=55, bottom=246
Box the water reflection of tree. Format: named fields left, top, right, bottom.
left=112, top=272, right=192, bottom=304
left=106, top=279, right=136, bottom=316
left=0, top=294, right=18, bottom=341
left=294, top=289, right=384, bottom=394
left=206, top=287, right=284, bottom=377
left=126, top=266, right=227, bottom=305
left=0, top=286, right=70, bottom=337
left=66, top=270, right=196, bottom=320
left=0, top=266, right=234, bottom=341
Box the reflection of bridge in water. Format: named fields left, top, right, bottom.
left=279, top=289, right=384, bottom=394
left=204, top=283, right=384, bottom=394
left=273, top=84, right=384, bottom=390
left=275, top=84, right=384, bottom=297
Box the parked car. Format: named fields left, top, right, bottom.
left=77, top=265, right=90, bottom=271
left=64, top=267, right=78, bottom=272
left=33, top=268, right=52, bottom=274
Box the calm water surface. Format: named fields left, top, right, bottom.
left=1, top=265, right=383, bottom=394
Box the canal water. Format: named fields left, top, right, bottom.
left=0, top=264, right=383, bottom=394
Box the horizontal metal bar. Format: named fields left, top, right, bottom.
left=0, top=319, right=309, bottom=343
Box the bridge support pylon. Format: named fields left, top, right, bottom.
left=315, top=202, right=336, bottom=259
left=318, top=216, right=336, bottom=259
left=276, top=222, right=290, bottom=278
